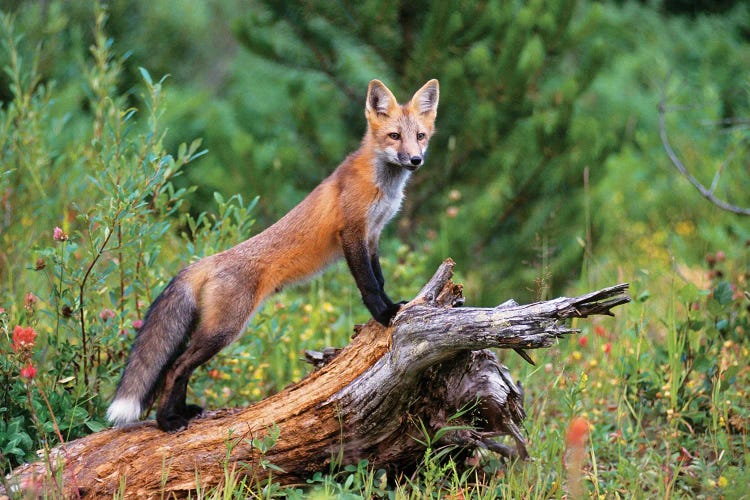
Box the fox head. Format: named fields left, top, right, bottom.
left=365, top=79, right=439, bottom=171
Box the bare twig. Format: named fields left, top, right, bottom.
left=658, top=77, right=750, bottom=216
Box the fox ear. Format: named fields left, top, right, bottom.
left=411, top=79, right=439, bottom=116
left=366, top=80, right=398, bottom=117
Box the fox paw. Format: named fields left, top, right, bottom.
left=375, top=301, right=406, bottom=326
left=157, top=412, right=189, bottom=433
left=182, top=404, right=204, bottom=419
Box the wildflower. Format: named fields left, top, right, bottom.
left=34, top=258, right=46, bottom=270
left=445, top=206, right=459, bottom=218
left=12, top=325, right=37, bottom=352
left=603, top=342, right=612, bottom=355
left=593, top=325, right=607, bottom=337
left=0, top=307, right=4, bottom=314
left=132, top=319, right=143, bottom=330
left=448, top=189, right=462, bottom=202
left=24, top=293, right=37, bottom=312
left=705, top=253, right=716, bottom=268
left=578, top=335, right=588, bottom=348
left=566, top=416, right=589, bottom=448
left=208, top=369, right=221, bottom=380
left=677, top=446, right=693, bottom=464
left=608, top=429, right=623, bottom=444
left=99, top=308, right=116, bottom=322
left=718, top=476, right=728, bottom=488
left=20, top=363, right=37, bottom=380
left=565, top=416, right=589, bottom=498
left=53, top=226, right=68, bottom=241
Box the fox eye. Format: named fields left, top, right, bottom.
left=417, top=132, right=426, bottom=140
left=388, top=132, right=401, bottom=140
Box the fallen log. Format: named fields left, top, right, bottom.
left=6, top=259, right=630, bottom=498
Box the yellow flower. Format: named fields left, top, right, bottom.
left=718, top=476, right=728, bottom=488
left=674, top=220, right=694, bottom=236
left=578, top=372, right=588, bottom=391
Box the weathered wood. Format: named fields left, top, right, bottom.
left=6, top=259, right=630, bottom=498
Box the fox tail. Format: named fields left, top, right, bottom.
left=106, top=274, right=197, bottom=425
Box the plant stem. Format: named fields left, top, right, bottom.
left=78, top=225, right=115, bottom=386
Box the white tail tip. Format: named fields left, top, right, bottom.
left=106, top=397, right=142, bottom=425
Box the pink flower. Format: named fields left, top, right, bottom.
left=20, top=363, right=37, bottom=379
left=24, top=293, right=37, bottom=308
left=12, top=326, right=37, bottom=352
left=99, top=308, right=116, bottom=322
left=53, top=226, right=68, bottom=241
left=132, top=319, right=144, bottom=330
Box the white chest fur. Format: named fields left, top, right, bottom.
left=368, top=165, right=411, bottom=239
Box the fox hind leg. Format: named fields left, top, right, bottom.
left=156, top=290, right=256, bottom=432
left=156, top=326, right=242, bottom=431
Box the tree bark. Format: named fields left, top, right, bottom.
left=6, top=259, right=630, bottom=498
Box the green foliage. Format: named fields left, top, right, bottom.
left=0, top=7, right=206, bottom=471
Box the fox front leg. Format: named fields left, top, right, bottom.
left=341, top=231, right=401, bottom=326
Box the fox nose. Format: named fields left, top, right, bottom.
left=410, top=156, right=422, bottom=166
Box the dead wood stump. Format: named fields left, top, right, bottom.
left=6, top=259, right=630, bottom=498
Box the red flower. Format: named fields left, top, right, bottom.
left=20, top=363, right=37, bottom=379
left=603, top=342, right=612, bottom=355
left=594, top=325, right=607, bottom=337
left=578, top=335, right=588, bottom=348
left=566, top=416, right=590, bottom=449
left=12, top=326, right=37, bottom=352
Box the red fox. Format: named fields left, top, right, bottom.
left=107, top=79, right=440, bottom=431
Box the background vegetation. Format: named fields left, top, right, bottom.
left=1, top=0, right=748, bottom=497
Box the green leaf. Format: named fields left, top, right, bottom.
left=713, top=281, right=733, bottom=306
left=138, top=66, right=153, bottom=86
left=85, top=420, right=107, bottom=433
